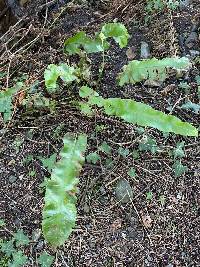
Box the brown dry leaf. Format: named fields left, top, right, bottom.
left=17, top=91, right=26, bottom=106
left=110, top=218, right=122, bottom=231
left=126, top=47, right=136, bottom=60
left=161, top=84, right=176, bottom=95
left=142, top=215, right=152, bottom=228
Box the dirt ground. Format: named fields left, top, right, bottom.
left=0, top=0, right=200, bottom=266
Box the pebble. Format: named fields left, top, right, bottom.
left=180, top=0, right=190, bottom=10
left=36, top=240, right=44, bottom=250
left=115, top=179, right=133, bottom=204
left=144, top=80, right=163, bottom=87
left=32, top=229, right=41, bottom=242
left=189, top=50, right=200, bottom=59
left=9, top=175, right=18, bottom=183
left=140, top=41, right=150, bottom=59
left=83, top=203, right=90, bottom=213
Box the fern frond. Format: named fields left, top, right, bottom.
left=119, top=57, right=190, bottom=86
left=79, top=86, right=198, bottom=137
left=42, top=134, right=87, bottom=247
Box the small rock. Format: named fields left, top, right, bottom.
left=189, top=50, right=200, bottom=59
left=32, top=229, right=41, bottom=242
left=115, top=179, right=133, bottom=204
left=36, top=240, right=44, bottom=250
left=99, top=186, right=106, bottom=195
left=83, top=203, right=90, bottom=213
left=9, top=175, right=17, bottom=184
left=126, top=47, right=136, bottom=60
left=14, top=218, right=21, bottom=227
left=140, top=41, right=150, bottom=59
left=185, top=32, right=198, bottom=48
left=180, top=0, right=190, bottom=9
left=144, top=80, right=163, bottom=87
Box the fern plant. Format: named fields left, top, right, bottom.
left=42, top=22, right=198, bottom=248
left=64, top=22, right=129, bottom=55
left=42, top=134, right=87, bottom=248
left=79, top=86, right=198, bottom=137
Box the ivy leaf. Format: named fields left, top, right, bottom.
left=173, top=141, right=185, bottom=159
left=99, top=142, right=111, bottom=154
left=195, top=75, right=200, bottom=85
left=181, top=101, right=200, bottom=114
left=38, top=252, right=54, bottom=267
left=13, top=230, right=30, bottom=247
left=42, top=134, right=87, bottom=248
left=86, top=152, right=100, bottom=164
left=139, top=137, right=158, bottom=154
left=8, top=251, right=27, bottom=267
left=101, top=22, right=129, bottom=48
left=128, top=167, right=136, bottom=178
left=118, top=147, right=130, bottom=157
left=172, top=160, right=188, bottom=177
left=0, top=240, right=15, bottom=257
left=39, top=154, right=57, bottom=172
left=146, top=191, right=153, bottom=201
left=118, top=57, right=190, bottom=86
left=44, top=64, right=78, bottom=92
left=0, top=84, right=22, bottom=122
left=0, top=219, right=5, bottom=227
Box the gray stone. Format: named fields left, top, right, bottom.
left=180, top=0, right=190, bottom=9
left=189, top=50, right=200, bottom=58
left=115, top=179, right=133, bottom=204
left=83, top=203, right=90, bottom=213
left=140, top=41, right=150, bottom=59
left=36, top=240, right=44, bottom=250
left=32, top=229, right=41, bottom=242
left=9, top=175, right=17, bottom=184
left=144, top=80, right=163, bottom=87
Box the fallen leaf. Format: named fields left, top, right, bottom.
left=142, top=215, right=152, bottom=228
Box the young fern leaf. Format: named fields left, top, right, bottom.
left=101, top=23, right=129, bottom=48
left=64, top=31, right=107, bottom=55
left=103, top=98, right=198, bottom=136
left=44, top=64, right=79, bottom=92
left=42, top=134, right=87, bottom=248
left=64, top=22, right=129, bottom=55
left=119, top=57, right=190, bottom=86
left=79, top=86, right=198, bottom=137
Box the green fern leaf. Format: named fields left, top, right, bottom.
left=64, top=31, right=107, bottom=55
left=64, top=23, right=129, bottom=55
left=103, top=98, right=197, bottom=136
left=101, top=22, right=129, bottom=48
left=44, top=64, right=78, bottom=92
left=119, top=57, right=190, bottom=86
left=42, top=134, right=87, bottom=247
left=79, top=86, right=198, bottom=137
